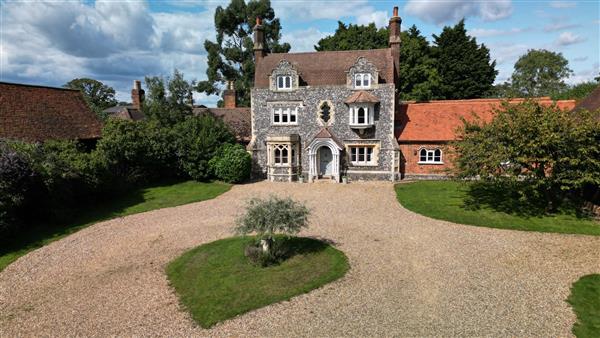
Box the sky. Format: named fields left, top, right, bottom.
left=1, top=0, right=598, bottom=107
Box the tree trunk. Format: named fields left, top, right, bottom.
left=260, top=238, right=272, bottom=254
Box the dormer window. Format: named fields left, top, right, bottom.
left=277, top=75, right=292, bottom=90
left=349, top=104, right=374, bottom=129
left=354, top=73, right=371, bottom=89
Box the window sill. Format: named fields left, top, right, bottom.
left=417, top=161, right=444, bottom=165
left=349, top=124, right=374, bottom=129
left=353, top=87, right=373, bottom=90
left=272, top=123, right=298, bottom=126
left=274, top=88, right=294, bottom=92
left=350, top=163, right=378, bottom=167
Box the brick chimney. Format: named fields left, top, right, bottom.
left=131, top=80, right=145, bottom=110
left=388, top=6, right=402, bottom=78
left=223, top=81, right=236, bottom=108
left=253, top=17, right=265, bottom=63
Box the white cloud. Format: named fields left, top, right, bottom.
left=544, top=22, right=580, bottom=32
left=567, top=63, right=600, bottom=84
left=404, top=0, right=513, bottom=24
left=273, top=1, right=370, bottom=21
left=0, top=0, right=220, bottom=105
left=555, top=31, right=586, bottom=46
left=489, top=42, right=529, bottom=65
left=573, top=56, right=588, bottom=62
left=470, top=27, right=528, bottom=38
left=282, top=28, right=330, bottom=52
left=549, top=1, right=576, bottom=9
left=356, top=10, right=389, bottom=28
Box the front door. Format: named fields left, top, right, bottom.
left=319, top=147, right=333, bottom=176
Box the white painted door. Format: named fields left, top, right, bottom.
left=319, top=147, right=333, bottom=176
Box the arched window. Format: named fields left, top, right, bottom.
left=357, top=107, right=365, bottom=124
left=274, top=148, right=282, bottom=164
left=419, top=148, right=443, bottom=164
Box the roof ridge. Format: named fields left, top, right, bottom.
left=266, top=48, right=391, bottom=57
left=401, top=97, right=576, bottom=105
left=0, top=81, right=80, bottom=92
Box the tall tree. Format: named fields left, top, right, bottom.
left=145, top=69, right=195, bottom=126
left=398, top=25, right=441, bottom=102
left=315, top=22, right=388, bottom=51
left=197, top=0, right=290, bottom=107
left=510, top=49, right=573, bottom=97
left=432, top=19, right=497, bottom=99
left=64, top=78, right=117, bottom=119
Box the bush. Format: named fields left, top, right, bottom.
left=0, top=140, right=36, bottom=237
left=174, top=115, right=235, bottom=181
left=209, top=143, right=251, bottom=183
left=235, top=195, right=310, bottom=263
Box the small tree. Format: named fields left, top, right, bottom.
left=235, top=196, right=310, bottom=254
left=209, top=143, right=251, bottom=183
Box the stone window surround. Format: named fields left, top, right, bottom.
left=276, top=75, right=292, bottom=90
left=266, top=135, right=300, bottom=168
left=345, top=142, right=380, bottom=167
left=271, top=106, right=298, bottom=125
left=418, top=147, right=443, bottom=165
left=346, top=57, right=379, bottom=90
left=267, top=101, right=303, bottom=126
left=269, top=60, right=300, bottom=92
left=317, top=99, right=335, bottom=126
left=354, top=73, right=372, bottom=89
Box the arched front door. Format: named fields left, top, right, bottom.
left=319, top=146, right=333, bottom=176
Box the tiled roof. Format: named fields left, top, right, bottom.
left=254, top=49, right=394, bottom=88
left=193, top=107, right=251, bottom=142
left=573, top=84, right=600, bottom=112
left=103, top=105, right=145, bottom=121
left=0, top=82, right=103, bottom=142
left=309, top=127, right=344, bottom=149
left=345, top=90, right=380, bottom=104
left=395, top=98, right=577, bottom=142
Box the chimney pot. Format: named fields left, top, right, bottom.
left=393, top=6, right=398, bottom=17
left=256, top=17, right=262, bottom=26
left=133, top=80, right=142, bottom=90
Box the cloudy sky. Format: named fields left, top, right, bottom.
left=1, top=0, right=598, bottom=106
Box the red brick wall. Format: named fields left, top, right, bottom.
left=399, top=143, right=454, bottom=177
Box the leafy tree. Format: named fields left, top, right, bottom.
left=552, top=81, right=599, bottom=101
left=144, top=69, right=195, bottom=126
left=209, top=143, right=251, bottom=183
left=488, top=81, right=519, bottom=98
left=315, top=22, right=388, bottom=51
left=197, top=0, right=290, bottom=107
left=510, top=49, right=573, bottom=97
left=64, top=78, right=117, bottom=119
left=454, top=101, right=600, bottom=210
left=398, top=25, right=441, bottom=102
left=432, top=19, right=497, bottom=99
left=235, top=195, right=310, bottom=255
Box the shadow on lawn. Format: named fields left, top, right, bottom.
left=462, top=181, right=587, bottom=218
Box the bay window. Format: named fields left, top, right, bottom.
left=349, top=104, right=374, bottom=128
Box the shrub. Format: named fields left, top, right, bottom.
left=0, top=140, right=36, bottom=238
left=209, top=143, right=251, bottom=183
left=235, top=195, right=310, bottom=262
left=174, top=115, right=235, bottom=181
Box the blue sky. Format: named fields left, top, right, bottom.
left=1, top=0, right=598, bottom=106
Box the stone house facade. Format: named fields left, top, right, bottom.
left=247, top=6, right=578, bottom=182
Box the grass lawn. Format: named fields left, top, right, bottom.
left=567, top=274, right=600, bottom=337
left=395, top=181, right=600, bottom=236
left=166, top=236, right=349, bottom=328
left=0, top=180, right=231, bottom=272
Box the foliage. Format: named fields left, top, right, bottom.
left=395, top=181, right=600, bottom=236
left=0, top=181, right=231, bottom=272
left=197, top=0, right=290, bottom=107
left=398, top=25, right=441, bottom=102
left=552, top=81, right=599, bottom=101
left=0, top=140, right=35, bottom=237
left=209, top=143, right=251, bottom=183
left=432, top=19, right=497, bottom=99
left=174, top=115, right=236, bottom=181
left=453, top=101, right=600, bottom=209
left=235, top=196, right=310, bottom=254
left=144, top=69, right=195, bottom=126
left=166, top=236, right=348, bottom=328
left=567, top=274, right=600, bottom=337
left=511, top=49, right=572, bottom=97
left=96, top=118, right=176, bottom=184
left=64, top=78, right=117, bottom=120
left=315, top=21, right=388, bottom=51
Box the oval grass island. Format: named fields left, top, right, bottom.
left=166, top=236, right=349, bottom=328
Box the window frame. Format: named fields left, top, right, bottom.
left=276, top=75, right=292, bottom=90
left=271, top=106, right=298, bottom=125
left=349, top=146, right=375, bottom=166
left=354, top=73, right=372, bottom=89
left=418, top=148, right=443, bottom=164
left=349, top=104, right=374, bottom=127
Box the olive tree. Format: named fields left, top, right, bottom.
left=235, top=195, right=310, bottom=254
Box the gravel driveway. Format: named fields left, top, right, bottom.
left=1, top=181, right=599, bottom=337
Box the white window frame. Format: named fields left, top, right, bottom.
left=276, top=75, right=292, bottom=90
left=272, top=107, right=298, bottom=125
left=418, top=148, right=443, bottom=164
left=349, top=146, right=375, bottom=166
left=349, top=104, right=374, bottom=127
left=273, top=144, right=289, bottom=166
left=354, top=73, right=371, bottom=89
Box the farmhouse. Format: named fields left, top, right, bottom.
left=248, top=7, right=577, bottom=182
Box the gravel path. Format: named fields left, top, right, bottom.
left=1, top=181, right=599, bottom=337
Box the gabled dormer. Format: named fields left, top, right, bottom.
left=269, top=59, right=299, bottom=92
left=347, top=57, right=379, bottom=90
